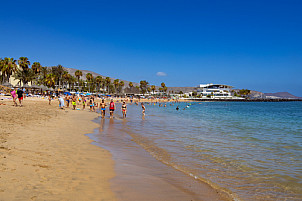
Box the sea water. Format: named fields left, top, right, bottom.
left=108, top=101, right=302, bottom=200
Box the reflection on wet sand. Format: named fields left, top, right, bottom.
left=91, top=105, right=228, bottom=201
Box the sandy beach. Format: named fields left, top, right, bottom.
left=0, top=98, right=116, bottom=200
left=0, top=97, right=230, bottom=201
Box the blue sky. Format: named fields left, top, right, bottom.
left=1, top=0, right=301, bottom=96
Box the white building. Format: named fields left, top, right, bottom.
left=196, top=83, right=233, bottom=99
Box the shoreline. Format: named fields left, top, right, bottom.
left=89, top=104, right=233, bottom=201
left=187, top=98, right=302, bottom=102
left=0, top=99, right=116, bottom=200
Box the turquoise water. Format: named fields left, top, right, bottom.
left=120, top=102, right=302, bottom=200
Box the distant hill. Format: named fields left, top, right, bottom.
left=264, top=92, right=301, bottom=99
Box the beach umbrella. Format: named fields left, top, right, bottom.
left=14, top=83, right=21, bottom=88
left=2, top=82, right=13, bottom=87
left=22, top=83, right=31, bottom=88
left=31, top=84, right=40, bottom=89
left=86, top=93, right=91, bottom=95
left=64, top=92, right=72, bottom=95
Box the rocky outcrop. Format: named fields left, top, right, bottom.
left=264, top=92, right=301, bottom=99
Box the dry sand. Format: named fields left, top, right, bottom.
left=0, top=98, right=116, bottom=201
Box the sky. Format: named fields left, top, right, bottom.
left=1, top=0, right=301, bottom=96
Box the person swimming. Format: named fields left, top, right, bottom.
left=176, top=106, right=179, bottom=110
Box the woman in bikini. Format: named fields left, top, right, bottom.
left=121, top=101, right=127, bottom=118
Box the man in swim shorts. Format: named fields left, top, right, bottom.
left=100, top=99, right=106, bottom=118
left=109, top=99, right=115, bottom=118
left=65, top=95, right=70, bottom=108
left=17, top=88, right=24, bottom=107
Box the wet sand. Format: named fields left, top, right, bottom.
left=90, top=112, right=232, bottom=201
left=0, top=98, right=116, bottom=200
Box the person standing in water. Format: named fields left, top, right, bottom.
left=100, top=99, right=106, bottom=118
left=109, top=99, right=115, bottom=118
left=121, top=101, right=127, bottom=118
left=141, top=103, right=145, bottom=115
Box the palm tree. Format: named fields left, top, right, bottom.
left=151, top=85, right=156, bottom=94
left=95, top=76, right=103, bottom=92
left=119, top=80, right=124, bottom=94
left=128, top=82, right=133, bottom=92
left=31, top=62, right=42, bottom=84
left=14, top=68, right=36, bottom=85
left=44, top=73, right=56, bottom=88
left=163, top=86, right=168, bottom=93
left=139, top=80, right=149, bottom=95
left=18, top=57, right=31, bottom=72
left=105, top=77, right=111, bottom=93
left=1, top=57, right=17, bottom=83
left=113, top=79, right=119, bottom=94
left=75, top=70, right=82, bottom=89
left=32, top=62, right=42, bottom=74
left=86, top=73, right=93, bottom=92
left=68, top=75, right=76, bottom=91
left=161, top=82, right=166, bottom=88
left=41, top=67, right=49, bottom=79
left=62, top=71, right=70, bottom=90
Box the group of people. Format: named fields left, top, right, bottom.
left=53, top=94, right=146, bottom=119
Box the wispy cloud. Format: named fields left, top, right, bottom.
left=156, top=72, right=167, bottom=77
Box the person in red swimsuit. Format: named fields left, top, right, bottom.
left=109, top=99, right=115, bottom=118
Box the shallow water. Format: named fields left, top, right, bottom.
left=92, top=101, right=302, bottom=200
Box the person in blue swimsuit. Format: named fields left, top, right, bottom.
left=100, top=99, right=106, bottom=118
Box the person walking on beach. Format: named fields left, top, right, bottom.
left=10, top=88, right=17, bottom=106
left=121, top=101, right=127, bottom=118
left=100, top=99, right=106, bottom=118
left=82, top=95, right=86, bottom=110
left=65, top=95, right=70, bottom=108
left=71, top=94, right=77, bottom=110
left=92, top=96, right=96, bottom=112
left=141, top=103, right=145, bottom=115
left=48, top=94, right=52, bottom=105
left=109, top=99, right=115, bottom=118
left=58, top=95, right=65, bottom=109
left=17, top=88, right=24, bottom=107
